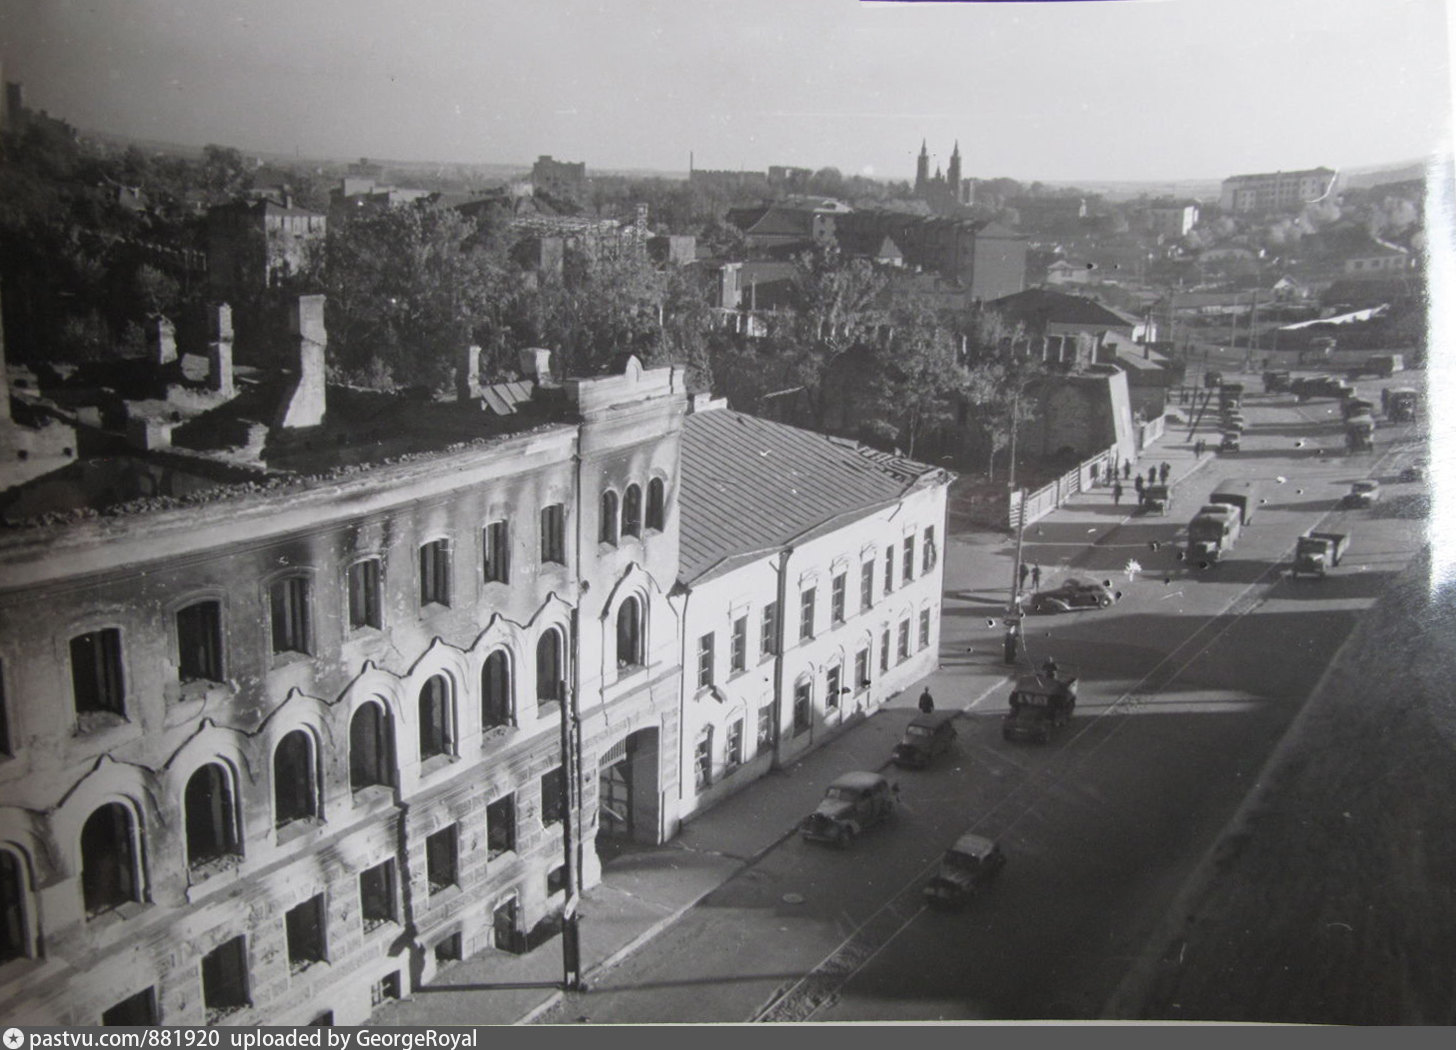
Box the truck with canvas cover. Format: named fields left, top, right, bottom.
left=1345, top=414, right=1375, bottom=452
left=1142, top=483, right=1171, bottom=515
left=1263, top=369, right=1292, bottom=393
left=1002, top=672, right=1078, bottom=743
left=1208, top=481, right=1260, bottom=525
left=1187, top=509, right=1236, bottom=564
left=1366, top=353, right=1404, bottom=378
left=1341, top=397, right=1376, bottom=421
left=1385, top=387, right=1418, bottom=423
left=1292, top=531, right=1349, bottom=579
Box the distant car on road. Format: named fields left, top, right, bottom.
left=1399, top=463, right=1425, bottom=482
left=922, top=833, right=1006, bottom=909
left=799, top=771, right=897, bottom=847
left=1027, top=578, right=1115, bottom=614
left=892, top=710, right=959, bottom=769
left=1219, top=432, right=1241, bottom=453
left=1221, top=413, right=1246, bottom=432
left=1342, top=480, right=1381, bottom=508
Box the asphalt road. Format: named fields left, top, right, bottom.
left=535, top=374, right=1430, bottom=1023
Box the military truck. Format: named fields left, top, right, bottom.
left=1292, top=531, right=1349, bottom=579
left=1385, top=387, right=1418, bottom=423
left=1187, top=507, right=1237, bottom=564
left=1208, top=481, right=1261, bottom=525
left=1263, top=369, right=1292, bottom=393
left=1345, top=414, right=1375, bottom=452
left=1002, top=672, right=1078, bottom=743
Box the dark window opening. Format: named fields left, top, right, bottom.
left=540, top=504, right=566, bottom=565
left=418, top=675, right=453, bottom=760
left=645, top=477, right=665, bottom=531
left=919, top=609, right=932, bottom=650
left=481, top=650, right=512, bottom=728
left=793, top=682, right=811, bottom=734
left=359, top=860, right=398, bottom=931
left=898, top=621, right=911, bottom=663
left=201, top=935, right=249, bottom=1020
left=726, top=719, right=744, bottom=769
left=270, top=576, right=311, bottom=655
left=831, top=573, right=846, bottom=624
left=884, top=546, right=894, bottom=595
left=487, top=794, right=516, bottom=858
left=923, top=526, right=937, bottom=572
left=483, top=520, right=510, bottom=584
left=860, top=561, right=874, bottom=610
left=856, top=649, right=870, bottom=692
left=71, top=628, right=125, bottom=717
left=616, top=598, right=643, bottom=669
left=347, top=559, right=382, bottom=630
left=1, top=850, right=27, bottom=963
left=371, top=972, right=400, bottom=1006
left=102, top=987, right=157, bottom=1026
left=880, top=629, right=891, bottom=673
left=622, top=484, right=642, bottom=538
left=185, top=763, right=240, bottom=869
left=760, top=603, right=778, bottom=658
left=694, top=728, right=712, bottom=790
left=696, top=632, right=714, bottom=688
left=434, top=933, right=462, bottom=964
left=547, top=865, right=567, bottom=896
left=730, top=616, right=747, bottom=674
left=798, top=588, right=816, bottom=642
left=81, top=803, right=138, bottom=917
left=826, top=664, right=842, bottom=709
left=903, top=536, right=915, bottom=582
left=349, top=703, right=394, bottom=791
left=757, top=706, right=774, bottom=752
left=541, top=767, right=566, bottom=827
left=426, top=825, right=459, bottom=895
left=536, top=631, right=564, bottom=710
left=274, top=730, right=317, bottom=827
left=177, top=601, right=223, bottom=682
left=285, top=895, right=326, bottom=972
left=600, top=490, right=619, bottom=545
left=419, top=540, right=451, bottom=607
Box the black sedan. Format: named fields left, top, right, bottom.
left=1028, top=578, right=1115, bottom=614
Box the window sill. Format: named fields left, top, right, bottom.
left=420, top=753, right=458, bottom=778
left=289, top=958, right=330, bottom=977
left=85, top=898, right=152, bottom=928
left=428, top=883, right=463, bottom=905
left=419, top=601, right=452, bottom=617
left=270, top=649, right=314, bottom=670
left=486, top=848, right=517, bottom=864
left=362, top=918, right=401, bottom=937
left=74, top=710, right=128, bottom=735
left=276, top=815, right=324, bottom=847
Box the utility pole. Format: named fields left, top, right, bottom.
left=557, top=612, right=583, bottom=992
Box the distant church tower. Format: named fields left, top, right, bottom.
left=915, top=140, right=930, bottom=195
left=913, top=140, right=964, bottom=215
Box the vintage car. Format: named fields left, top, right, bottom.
left=1218, top=431, right=1241, bottom=453
left=1342, top=479, right=1381, bottom=508
left=1399, top=462, right=1426, bottom=483
left=799, top=771, right=897, bottom=847
left=1220, top=412, right=1246, bottom=432
left=922, top=833, right=1006, bottom=909
left=1027, top=578, right=1115, bottom=614
left=891, top=710, right=959, bottom=769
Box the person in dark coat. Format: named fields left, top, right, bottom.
left=1042, top=656, right=1059, bottom=679
left=1019, top=562, right=1030, bottom=590
left=1123, top=459, right=1132, bottom=480
left=1030, top=564, right=1042, bottom=590
left=1003, top=620, right=1020, bottom=665
left=1113, top=481, right=1123, bottom=505
left=918, top=688, right=935, bottom=713
left=1160, top=462, right=1171, bottom=484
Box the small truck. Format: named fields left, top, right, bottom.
left=1141, top=483, right=1171, bottom=515
left=1292, top=531, right=1350, bottom=579
left=1345, top=414, right=1376, bottom=453
left=1263, top=369, right=1292, bottom=393
left=1002, top=672, right=1078, bottom=743
left=1209, top=481, right=1260, bottom=525
left=1187, top=506, right=1237, bottom=564
left=922, top=833, right=1007, bottom=909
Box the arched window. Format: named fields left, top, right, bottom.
left=1, top=849, right=28, bottom=962
left=419, top=675, right=453, bottom=760
left=600, top=490, right=619, bottom=546
left=273, top=730, right=317, bottom=827
left=350, top=702, right=394, bottom=791
left=185, top=763, right=240, bottom=869
left=482, top=650, right=512, bottom=728
left=616, top=597, right=643, bottom=669
left=536, top=631, right=564, bottom=710
left=81, top=803, right=139, bottom=917
left=646, top=477, right=666, bottom=531
left=622, top=484, right=643, bottom=538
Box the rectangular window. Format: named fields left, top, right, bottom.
left=860, top=561, right=874, bottom=611
left=880, top=629, right=891, bottom=673
left=419, top=539, right=451, bottom=607
left=540, top=504, right=566, bottom=565
left=923, top=526, right=937, bottom=572
left=483, top=521, right=510, bottom=584
left=487, top=794, right=516, bottom=858
left=694, top=727, right=712, bottom=790
left=826, top=664, right=841, bottom=709
left=730, top=616, right=747, bottom=674
left=898, top=621, right=911, bottom=663
left=201, top=935, right=250, bottom=1018
left=371, top=973, right=400, bottom=1007
left=434, top=934, right=462, bottom=964
left=855, top=649, right=870, bottom=693
left=697, top=633, right=714, bottom=689
left=547, top=865, right=567, bottom=896
left=884, top=546, right=894, bottom=595
left=270, top=576, right=311, bottom=655
left=919, top=609, right=932, bottom=650
left=360, top=860, right=398, bottom=931
left=102, top=988, right=158, bottom=1026
left=726, top=719, right=744, bottom=769
left=903, top=536, right=915, bottom=583
left=426, top=825, right=459, bottom=895
left=793, top=681, right=811, bottom=734
left=347, top=559, right=382, bottom=630
left=799, top=587, right=816, bottom=642
left=757, top=705, right=774, bottom=752
left=760, top=602, right=779, bottom=658
left=177, top=601, right=223, bottom=682
left=71, top=628, right=125, bottom=716
left=285, top=895, right=327, bottom=973
left=540, top=768, right=566, bottom=826
left=831, top=573, right=846, bottom=624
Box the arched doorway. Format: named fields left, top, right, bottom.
left=595, top=726, right=660, bottom=861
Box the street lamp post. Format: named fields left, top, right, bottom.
left=1005, top=387, right=1027, bottom=664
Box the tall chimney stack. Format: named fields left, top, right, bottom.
left=278, top=294, right=327, bottom=428
left=148, top=313, right=177, bottom=366
left=206, top=303, right=234, bottom=397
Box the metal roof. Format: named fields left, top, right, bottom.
left=678, top=408, right=949, bottom=584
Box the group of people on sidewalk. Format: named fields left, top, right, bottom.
left=1111, top=461, right=1172, bottom=506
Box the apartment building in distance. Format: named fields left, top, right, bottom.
left=1219, top=168, right=1339, bottom=215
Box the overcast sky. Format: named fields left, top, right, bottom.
left=1, top=0, right=1451, bottom=183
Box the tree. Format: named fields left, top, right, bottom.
left=956, top=310, right=1042, bottom=479
left=859, top=297, right=968, bottom=458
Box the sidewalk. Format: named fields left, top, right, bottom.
left=370, top=433, right=1217, bottom=1027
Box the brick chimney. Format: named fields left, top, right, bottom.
left=278, top=295, right=327, bottom=428
left=206, top=303, right=234, bottom=397
left=148, top=313, right=177, bottom=366
left=457, top=344, right=482, bottom=402
left=519, top=347, right=552, bottom=382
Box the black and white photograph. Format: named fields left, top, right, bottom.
left=0, top=0, right=1452, bottom=1028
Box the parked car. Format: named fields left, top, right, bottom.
left=922, top=833, right=1006, bottom=909
left=1342, top=480, right=1381, bottom=508
left=891, top=710, right=959, bottom=769
left=1399, top=460, right=1426, bottom=482
left=799, top=771, right=897, bottom=847
left=1221, top=412, right=1246, bottom=432
left=1028, top=578, right=1115, bottom=613
left=1218, top=432, right=1241, bottom=453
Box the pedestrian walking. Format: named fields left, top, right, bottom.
left=1147, top=467, right=1157, bottom=486
left=1123, top=459, right=1131, bottom=480
left=918, top=688, right=935, bottom=713
left=1160, top=462, right=1170, bottom=484
left=1003, top=619, right=1020, bottom=665
left=1019, top=562, right=1030, bottom=590
left=1042, top=655, right=1059, bottom=679
left=1030, top=564, right=1041, bottom=590
left=1113, top=481, right=1123, bottom=505
left=1134, top=474, right=1145, bottom=495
